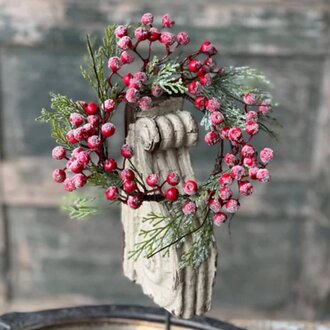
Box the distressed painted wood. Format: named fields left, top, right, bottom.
left=121, top=97, right=217, bottom=318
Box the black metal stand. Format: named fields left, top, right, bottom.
left=165, top=310, right=171, bottom=330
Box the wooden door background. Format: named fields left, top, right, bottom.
left=0, top=0, right=329, bottom=320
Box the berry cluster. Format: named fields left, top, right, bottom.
left=48, top=12, right=275, bottom=230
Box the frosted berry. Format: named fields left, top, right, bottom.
left=149, top=27, right=161, bottom=41
left=104, top=159, right=117, bottom=172
left=120, top=51, right=133, bottom=64
left=203, top=57, right=216, bottom=70
left=103, top=99, right=116, bottom=113
left=129, top=78, right=142, bottom=90
left=125, top=88, right=140, bottom=103
left=134, top=27, right=149, bottom=41
left=162, top=14, right=175, bottom=28
left=123, top=180, right=137, bottom=193
left=225, top=199, right=240, bottom=213
left=200, top=41, right=217, bottom=55
left=200, top=73, right=212, bottom=86
left=245, top=121, right=259, bottom=135
left=77, top=151, right=91, bottom=166
left=160, top=32, right=176, bottom=45
left=166, top=172, right=180, bottom=186
left=120, top=144, right=134, bottom=159
left=68, top=159, right=84, bottom=174
left=52, top=169, right=66, bottom=183
left=121, top=168, right=135, bottom=181
left=117, top=36, right=132, bottom=50
left=219, top=173, right=233, bottom=186
left=70, top=113, right=85, bottom=127
left=230, top=165, right=245, bottom=180
left=165, top=187, right=179, bottom=202
left=228, top=127, right=243, bottom=144
left=188, top=59, right=202, bottom=72
left=243, top=157, right=257, bottom=168
left=256, top=168, right=271, bottom=183
left=183, top=180, right=198, bottom=195
left=72, top=147, right=83, bottom=158
left=260, top=148, right=274, bottom=164
left=63, top=178, right=75, bottom=192
left=122, top=73, right=133, bottom=87
left=206, top=98, right=221, bottom=112
left=177, top=32, right=190, bottom=45
left=209, top=198, right=222, bottom=213
left=108, top=56, right=122, bottom=72
left=182, top=201, right=197, bottom=215
left=85, top=102, right=99, bottom=115
left=258, top=100, right=272, bottom=115
left=127, top=195, right=142, bottom=209
left=219, top=127, right=230, bottom=140
left=105, top=186, right=119, bottom=200
left=239, top=181, right=253, bottom=196
left=82, top=123, right=95, bottom=136
left=210, top=111, right=224, bottom=126
left=66, top=130, right=78, bottom=144
left=224, top=153, right=236, bottom=166
left=213, top=212, right=227, bottom=226
left=204, top=131, right=219, bottom=146
left=151, top=84, right=163, bottom=97
left=134, top=72, right=148, bottom=83
left=114, top=25, right=128, bottom=38
left=246, top=111, right=258, bottom=122
left=101, top=123, right=116, bottom=138
left=244, top=92, right=258, bottom=105
left=73, top=127, right=88, bottom=142
left=88, top=115, right=100, bottom=127
left=52, top=146, right=66, bottom=160
left=219, top=186, right=232, bottom=201
left=194, top=96, right=207, bottom=110
left=241, top=144, right=255, bottom=158
left=146, top=174, right=160, bottom=187
left=87, top=135, right=101, bottom=150
left=73, top=173, right=87, bottom=189
left=188, top=81, right=202, bottom=95
left=138, top=96, right=153, bottom=111
left=249, top=167, right=259, bottom=180
left=141, top=12, right=153, bottom=25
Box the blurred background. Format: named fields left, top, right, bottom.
left=0, top=0, right=329, bottom=322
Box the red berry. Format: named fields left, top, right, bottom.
left=166, top=187, right=179, bottom=202
left=224, top=153, right=236, bottom=166
left=66, top=130, right=78, bottom=144
left=166, top=172, right=180, bottom=186
left=225, top=199, right=240, bottom=213
left=146, top=174, right=160, bottom=187
left=200, top=41, right=217, bottom=55
left=73, top=127, right=88, bottom=142
left=122, top=73, right=133, bottom=87
left=105, top=186, right=119, bottom=200
left=149, top=27, right=161, bottom=41
left=245, top=121, right=259, bottom=135
left=219, top=187, right=232, bottom=201
left=260, top=148, right=274, bottom=164
left=230, top=165, right=245, bottom=180
left=188, top=59, right=202, bottom=72
left=182, top=201, right=197, bottom=215
left=104, top=159, right=117, bottom=172
left=134, top=27, right=149, bottom=41
left=249, top=167, right=259, bottom=180
left=210, top=111, right=224, bottom=126
left=87, top=115, right=100, bottom=127
left=188, top=81, right=202, bottom=95
left=239, top=181, right=253, bottom=196
left=68, top=159, right=84, bottom=174
left=204, top=131, right=219, bottom=146
left=70, top=113, right=85, bottom=127
left=256, top=168, right=271, bottom=183
left=162, top=14, right=175, bottom=28
left=183, top=180, right=198, bottom=195
left=87, top=135, right=101, bottom=150
left=52, top=146, right=66, bottom=160
left=209, top=198, right=222, bottom=213
left=219, top=127, right=230, bottom=140
left=52, top=169, right=66, bottom=183
left=72, top=174, right=87, bottom=189
left=77, top=151, right=91, bottom=166
left=120, top=144, right=134, bottom=159
left=85, top=102, right=99, bottom=115
left=241, top=144, right=255, bottom=158
left=63, top=178, right=75, bottom=192
left=101, top=123, right=116, bottom=138
left=228, top=127, right=243, bottom=144
left=127, top=195, right=143, bottom=209
left=121, top=168, right=135, bottom=181
left=199, top=73, right=212, bottom=86
left=103, top=99, right=116, bottom=113
left=219, top=173, right=233, bottom=186
left=123, top=180, right=137, bottom=193
left=213, top=212, right=227, bottom=226
left=108, top=56, right=122, bottom=72
left=194, top=96, right=207, bottom=110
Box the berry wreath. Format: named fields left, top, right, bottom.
left=37, top=12, right=278, bottom=269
